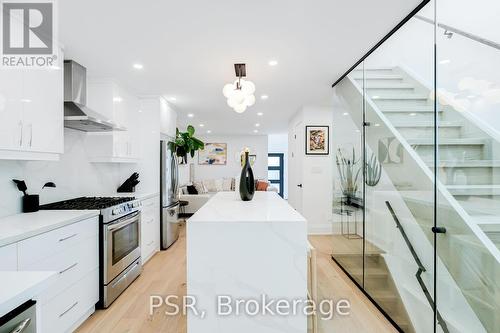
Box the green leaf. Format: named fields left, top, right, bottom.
left=187, top=125, right=195, bottom=137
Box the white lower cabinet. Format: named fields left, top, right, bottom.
left=0, top=215, right=99, bottom=333
left=0, top=243, right=17, bottom=271
left=40, top=268, right=99, bottom=333
left=141, top=196, right=160, bottom=263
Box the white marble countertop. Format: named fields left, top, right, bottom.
left=0, top=210, right=99, bottom=247
left=0, top=271, right=57, bottom=317
left=188, top=191, right=306, bottom=223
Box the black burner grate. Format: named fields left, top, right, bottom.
left=40, top=196, right=135, bottom=210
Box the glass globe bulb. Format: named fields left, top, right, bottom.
left=229, top=89, right=246, bottom=105
left=244, top=94, right=256, bottom=106
left=241, top=80, right=256, bottom=95
left=223, top=83, right=235, bottom=98
left=233, top=103, right=247, bottom=113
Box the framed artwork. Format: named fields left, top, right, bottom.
left=306, top=126, right=329, bottom=155
left=198, top=143, right=227, bottom=165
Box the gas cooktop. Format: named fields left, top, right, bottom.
left=40, top=196, right=135, bottom=210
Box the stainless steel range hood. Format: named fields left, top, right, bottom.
left=64, top=60, right=125, bottom=132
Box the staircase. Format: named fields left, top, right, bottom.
left=334, top=240, right=415, bottom=333
left=342, top=67, right=500, bottom=332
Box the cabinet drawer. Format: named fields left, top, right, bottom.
left=18, top=216, right=98, bottom=268
left=141, top=196, right=159, bottom=212
left=41, top=268, right=99, bottom=333
left=0, top=243, right=17, bottom=271
left=29, top=235, right=98, bottom=304
left=141, top=214, right=159, bottom=262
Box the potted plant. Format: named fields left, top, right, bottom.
left=168, top=125, right=205, bottom=163
left=336, top=147, right=361, bottom=206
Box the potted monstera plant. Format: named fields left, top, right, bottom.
left=168, top=125, right=205, bottom=163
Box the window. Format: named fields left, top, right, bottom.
left=268, top=153, right=284, bottom=197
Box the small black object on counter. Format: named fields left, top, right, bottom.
left=117, top=172, right=140, bottom=193
left=239, top=151, right=255, bottom=201
left=12, top=180, right=56, bottom=213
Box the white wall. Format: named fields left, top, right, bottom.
left=188, top=135, right=268, bottom=182
left=268, top=134, right=288, bottom=199
left=0, top=97, right=168, bottom=218
left=288, top=106, right=333, bottom=234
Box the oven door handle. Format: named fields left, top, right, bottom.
left=107, top=212, right=140, bottom=231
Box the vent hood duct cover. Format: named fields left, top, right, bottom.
left=63, top=60, right=125, bottom=132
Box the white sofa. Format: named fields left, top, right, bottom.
left=180, top=178, right=277, bottom=215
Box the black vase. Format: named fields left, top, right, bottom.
left=239, top=152, right=255, bottom=201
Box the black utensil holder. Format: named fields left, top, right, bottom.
left=23, top=194, right=39, bottom=213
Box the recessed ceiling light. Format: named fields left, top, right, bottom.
left=133, top=63, right=144, bottom=70
left=372, top=95, right=380, bottom=99
left=207, top=130, right=212, bottom=134
left=342, top=112, right=349, bottom=116
left=374, top=123, right=380, bottom=127
left=257, top=112, right=264, bottom=116
left=169, top=97, right=177, bottom=102
left=113, top=97, right=123, bottom=103
left=439, top=59, right=451, bottom=65
left=255, top=123, right=260, bottom=127
left=138, top=110, right=143, bottom=113
left=355, top=129, right=360, bottom=133
left=187, top=113, right=194, bottom=118
left=268, top=60, right=278, bottom=66
left=253, top=129, right=259, bottom=133
left=409, top=113, right=417, bottom=116
left=261, top=95, right=269, bottom=100
left=199, top=124, right=205, bottom=127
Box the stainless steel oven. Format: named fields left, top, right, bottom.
left=103, top=211, right=141, bottom=284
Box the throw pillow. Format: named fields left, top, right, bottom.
left=203, top=179, right=217, bottom=192
left=187, top=185, right=198, bottom=195
left=214, top=178, right=224, bottom=192
left=193, top=181, right=207, bottom=194
left=222, top=178, right=233, bottom=191
left=256, top=180, right=269, bottom=191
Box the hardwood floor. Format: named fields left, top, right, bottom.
left=76, top=224, right=396, bottom=333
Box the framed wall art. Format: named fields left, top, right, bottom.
left=306, top=126, right=329, bottom=155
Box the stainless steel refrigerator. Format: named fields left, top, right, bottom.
left=160, top=139, right=180, bottom=249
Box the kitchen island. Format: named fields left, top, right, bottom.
left=187, top=191, right=308, bottom=333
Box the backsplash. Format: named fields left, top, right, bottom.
left=0, top=128, right=159, bottom=217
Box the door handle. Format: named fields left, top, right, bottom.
left=297, top=184, right=303, bottom=188
left=10, top=318, right=31, bottom=333
left=29, top=124, right=33, bottom=147
left=19, top=121, right=23, bottom=147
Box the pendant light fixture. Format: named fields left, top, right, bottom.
left=222, top=63, right=256, bottom=113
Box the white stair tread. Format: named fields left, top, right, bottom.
left=380, top=106, right=441, bottom=112
left=436, top=160, right=500, bottom=168
left=352, top=74, right=404, bottom=80
left=392, top=121, right=462, bottom=128
left=470, top=216, right=500, bottom=225
left=364, top=83, right=414, bottom=89
left=447, top=184, right=500, bottom=195
left=408, top=138, right=486, bottom=145
left=371, top=94, right=429, bottom=100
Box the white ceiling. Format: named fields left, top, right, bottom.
left=59, top=0, right=421, bottom=135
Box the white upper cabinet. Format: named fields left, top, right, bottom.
left=0, top=48, right=64, bottom=160
left=86, top=80, right=141, bottom=162
left=160, top=98, right=177, bottom=138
